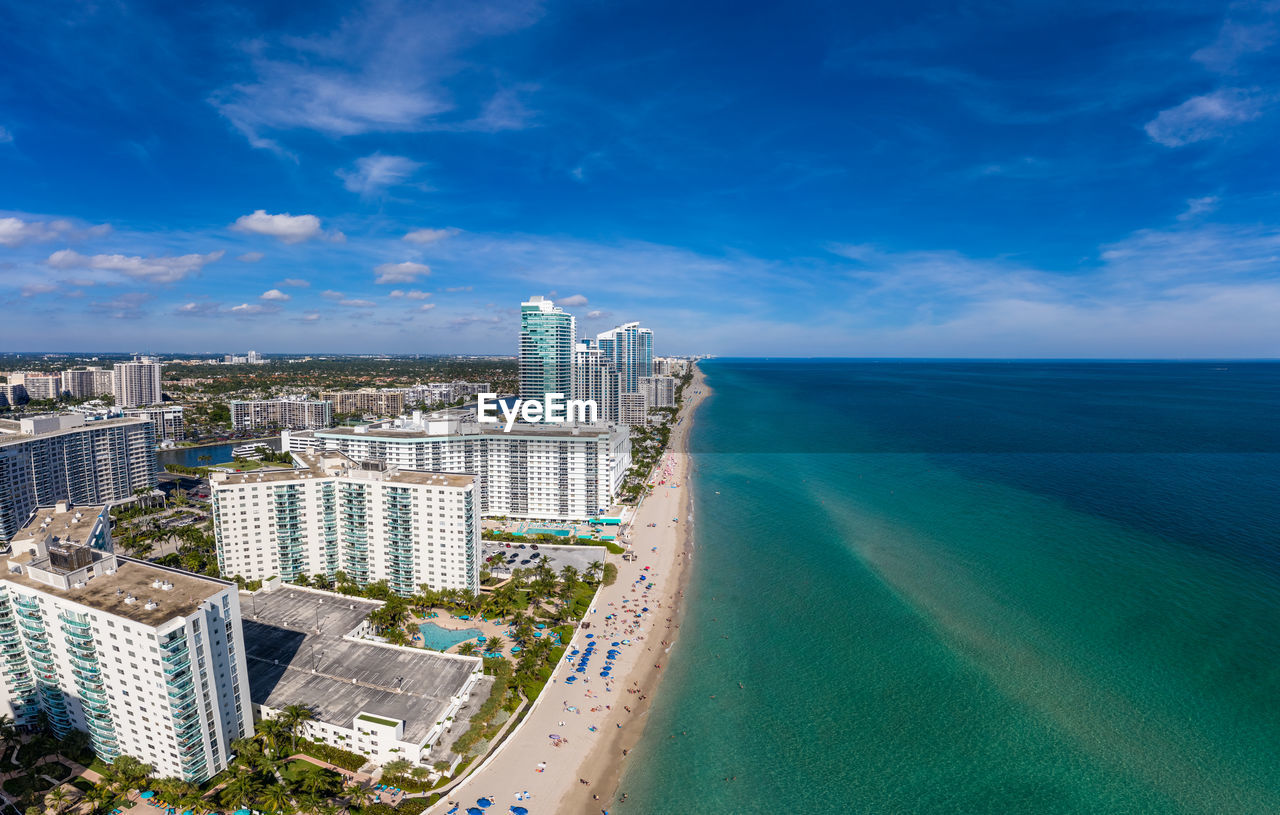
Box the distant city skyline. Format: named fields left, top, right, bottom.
left=1, top=1, right=1278, bottom=357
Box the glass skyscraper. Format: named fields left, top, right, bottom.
left=519, top=296, right=576, bottom=401
left=596, top=322, right=654, bottom=394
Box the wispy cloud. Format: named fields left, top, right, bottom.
left=404, top=227, right=459, bottom=244
left=337, top=153, right=423, bottom=195
left=557, top=294, right=588, bottom=306
left=281, top=278, right=310, bottom=287
left=0, top=216, right=110, bottom=248
left=1145, top=89, right=1266, bottom=147
left=90, top=292, right=153, bottom=320
left=389, top=289, right=431, bottom=299
left=237, top=251, right=265, bottom=263
left=260, top=288, right=291, bottom=301
left=210, top=0, right=544, bottom=149
left=1193, top=20, right=1276, bottom=72
left=374, top=261, right=430, bottom=284
left=47, top=249, right=224, bottom=284
left=1177, top=196, right=1219, bottom=221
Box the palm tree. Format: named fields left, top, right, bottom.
left=0, top=713, right=16, bottom=762
left=279, top=704, right=315, bottom=753
left=587, top=560, right=604, bottom=582
left=255, top=717, right=288, bottom=759
left=259, top=783, right=294, bottom=814
left=457, top=642, right=478, bottom=656
left=483, top=635, right=505, bottom=655
left=342, top=782, right=375, bottom=811
left=222, top=772, right=260, bottom=811
left=44, top=786, right=71, bottom=815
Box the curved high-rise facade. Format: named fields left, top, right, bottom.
left=519, top=296, right=576, bottom=401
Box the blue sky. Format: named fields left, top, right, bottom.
left=1, top=0, right=1278, bottom=357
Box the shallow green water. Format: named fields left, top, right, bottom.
left=616, top=361, right=1280, bottom=814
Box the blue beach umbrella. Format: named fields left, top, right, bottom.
left=511, top=807, right=529, bottom=815
left=467, top=808, right=485, bottom=815
left=478, top=798, right=493, bottom=808
left=140, top=793, right=156, bottom=800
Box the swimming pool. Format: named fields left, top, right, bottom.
left=418, top=622, right=483, bottom=651
left=527, top=527, right=572, bottom=536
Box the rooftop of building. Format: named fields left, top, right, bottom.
left=0, top=555, right=232, bottom=627
left=315, top=420, right=615, bottom=440
left=12, top=504, right=106, bottom=547
left=241, top=586, right=478, bottom=744
left=0, top=414, right=151, bottom=443
left=211, top=451, right=475, bottom=489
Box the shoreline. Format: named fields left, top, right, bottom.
left=562, top=366, right=707, bottom=813
left=428, top=366, right=708, bottom=815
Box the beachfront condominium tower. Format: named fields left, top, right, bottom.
left=573, top=340, right=621, bottom=423
left=0, top=504, right=252, bottom=782
left=0, top=415, right=157, bottom=542
left=519, top=296, right=576, bottom=402
left=210, top=451, right=480, bottom=595
left=596, top=322, right=654, bottom=394
left=112, top=356, right=163, bottom=408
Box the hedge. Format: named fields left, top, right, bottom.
left=297, top=737, right=367, bottom=771
left=452, top=660, right=513, bottom=755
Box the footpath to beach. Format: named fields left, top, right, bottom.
left=429, top=367, right=707, bottom=815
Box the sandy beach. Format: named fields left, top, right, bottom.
left=430, top=366, right=707, bottom=815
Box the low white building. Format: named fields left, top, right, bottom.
left=0, top=504, right=252, bottom=782
left=243, top=586, right=484, bottom=768
left=211, top=451, right=480, bottom=595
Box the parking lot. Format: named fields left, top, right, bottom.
left=482, top=540, right=608, bottom=576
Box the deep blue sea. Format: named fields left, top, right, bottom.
left=617, top=360, right=1280, bottom=814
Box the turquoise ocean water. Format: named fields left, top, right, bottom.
left=617, top=360, right=1280, bottom=814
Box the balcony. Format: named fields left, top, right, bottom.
left=58, top=614, right=91, bottom=629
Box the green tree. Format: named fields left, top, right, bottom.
left=279, top=704, right=316, bottom=753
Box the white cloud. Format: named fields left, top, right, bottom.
left=0, top=217, right=110, bottom=248
left=1193, top=21, right=1276, bottom=72
left=338, top=298, right=376, bottom=308
left=301, top=312, right=321, bottom=321
left=585, top=309, right=607, bottom=319
left=237, top=251, right=265, bottom=263
left=47, top=249, right=224, bottom=284
left=557, top=294, right=588, bottom=307
left=260, top=288, right=291, bottom=301
left=389, top=289, right=431, bottom=299
left=210, top=0, right=543, bottom=148
left=230, top=302, right=279, bottom=315
left=404, top=227, right=459, bottom=244
left=21, top=282, right=58, bottom=297
left=176, top=301, right=222, bottom=316
left=337, top=153, right=422, bottom=195
left=1178, top=196, right=1219, bottom=221
left=419, top=303, right=437, bottom=311
left=321, top=290, right=345, bottom=300
left=444, top=285, right=473, bottom=292
left=281, top=278, right=310, bottom=287
left=231, top=210, right=324, bottom=243
left=1144, top=89, right=1265, bottom=147
left=90, top=292, right=152, bottom=320
left=374, top=261, right=431, bottom=284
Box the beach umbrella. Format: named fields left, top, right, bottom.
left=467, top=808, right=485, bottom=815
left=511, top=807, right=529, bottom=815
left=234, top=809, right=252, bottom=815
left=140, top=793, right=156, bottom=800
left=477, top=798, right=493, bottom=808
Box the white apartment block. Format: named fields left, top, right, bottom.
left=394, top=382, right=492, bottom=409
left=211, top=452, right=479, bottom=595
left=61, top=368, right=115, bottom=400
left=320, top=390, right=406, bottom=417
left=573, top=342, right=620, bottom=423
left=653, top=357, right=690, bottom=376
left=0, top=504, right=252, bottom=782
left=112, top=357, right=163, bottom=408
left=0, top=384, right=27, bottom=407
left=10, top=373, right=61, bottom=401
left=0, top=416, right=157, bottom=542
left=619, top=392, right=648, bottom=426
left=640, top=375, right=677, bottom=410
left=283, top=413, right=631, bottom=521
left=230, top=399, right=333, bottom=432
left=122, top=406, right=185, bottom=444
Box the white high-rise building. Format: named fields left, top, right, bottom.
left=595, top=322, right=654, bottom=395
left=519, top=296, right=576, bottom=402
left=639, top=375, right=677, bottom=409
left=230, top=399, right=333, bottom=432
left=573, top=341, right=621, bottom=423
left=10, top=373, right=62, bottom=401
left=284, top=413, right=630, bottom=521
left=0, top=416, right=157, bottom=542
left=112, top=357, right=163, bottom=408
left=0, top=504, right=252, bottom=782
left=211, top=452, right=479, bottom=595
left=61, top=368, right=114, bottom=400
left=123, top=406, right=185, bottom=444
